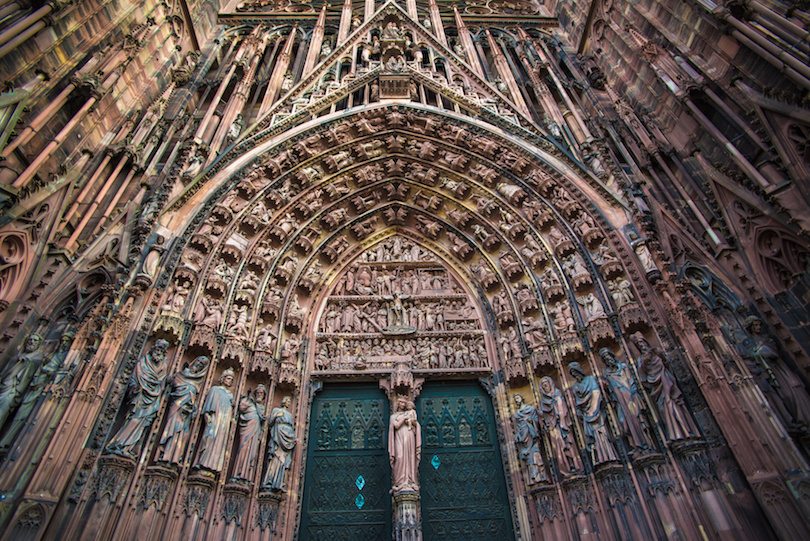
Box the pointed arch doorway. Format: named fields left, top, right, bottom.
left=299, top=234, right=515, bottom=539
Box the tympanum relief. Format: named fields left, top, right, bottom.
left=314, top=237, right=487, bottom=373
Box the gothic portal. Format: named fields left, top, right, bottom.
left=1, top=0, right=810, bottom=540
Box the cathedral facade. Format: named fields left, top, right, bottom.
left=0, top=0, right=809, bottom=539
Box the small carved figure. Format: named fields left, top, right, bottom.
left=522, top=317, right=546, bottom=350
left=576, top=293, right=606, bottom=323
left=630, top=333, right=698, bottom=441
left=282, top=333, right=302, bottom=362
left=607, top=278, right=634, bottom=308
left=197, top=295, right=224, bottom=328
left=389, top=397, right=421, bottom=493
left=569, top=362, right=617, bottom=465
left=194, top=368, right=236, bottom=472
left=231, top=385, right=267, bottom=481
left=163, top=280, right=190, bottom=313
left=564, top=254, right=588, bottom=277
left=551, top=302, right=576, bottom=333
left=156, top=356, right=210, bottom=464
left=106, top=340, right=170, bottom=458
left=263, top=396, right=296, bottom=491
left=629, top=231, right=658, bottom=275
left=513, top=393, right=547, bottom=484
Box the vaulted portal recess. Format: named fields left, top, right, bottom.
left=302, top=234, right=514, bottom=538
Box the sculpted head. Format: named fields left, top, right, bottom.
left=539, top=376, right=554, bottom=395
left=220, top=368, right=235, bottom=387
left=599, top=348, right=618, bottom=368
left=744, top=315, right=763, bottom=335
left=255, top=384, right=267, bottom=402
left=630, top=332, right=649, bottom=353
left=281, top=396, right=292, bottom=408
left=152, top=339, right=170, bottom=361
left=188, top=356, right=209, bottom=374
left=396, top=397, right=408, bottom=411
left=59, top=331, right=76, bottom=350
left=24, top=333, right=43, bottom=352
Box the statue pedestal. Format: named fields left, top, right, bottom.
left=393, top=490, right=422, bottom=541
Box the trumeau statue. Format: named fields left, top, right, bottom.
left=0, top=334, right=45, bottom=430
left=231, top=385, right=267, bottom=482
left=1, top=332, right=72, bottom=450
left=194, top=368, right=235, bottom=473
left=263, top=396, right=296, bottom=491
left=513, top=393, right=547, bottom=484
left=599, top=348, right=650, bottom=451
left=106, top=339, right=170, bottom=458
left=389, top=397, right=421, bottom=493
left=538, top=377, right=582, bottom=476
left=156, top=356, right=209, bottom=464
left=630, top=333, right=698, bottom=441
left=569, top=362, right=617, bottom=465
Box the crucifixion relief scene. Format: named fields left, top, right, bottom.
left=0, top=0, right=809, bottom=539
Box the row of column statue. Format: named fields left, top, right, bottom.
left=104, top=340, right=297, bottom=491
left=513, top=334, right=699, bottom=482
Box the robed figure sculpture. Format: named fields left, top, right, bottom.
left=231, top=384, right=267, bottom=482
left=389, top=398, right=421, bottom=493
left=194, top=368, right=235, bottom=473
left=263, top=396, right=296, bottom=491
left=156, top=356, right=209, bottom=464
left=106, top=339, right=170, bottom=458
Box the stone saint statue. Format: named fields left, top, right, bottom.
left=263, top=396, right=296, bottom=491
left=741, top=316, right=810, bottom=431
left=0, top=332, right=73, bottom=450
left=156, top=356, right=210, bottom=464
left=599, top=348, right=650, bottom=451
left=0, top=334, right=45, bottom=430
left=106, top=339, right=170, bottom=458
left=538, top=377, right=582, bottom=476
left=630, top=333, right=698, bottom=441
left=231, top=385, right=267, bottom=482
left=569, top=362, right=617, bottom=465
left=389, top=398, right=421, bottom=493
left=512, top=393, right=547, bottom=484
left=194, top=368, right=235, bottom=472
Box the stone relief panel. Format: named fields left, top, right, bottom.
left=313, top=236, right=487, bottom=373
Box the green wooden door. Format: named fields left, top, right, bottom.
left=417, top=381, right=515, bottom=540
left=300, top=384, right=391, bottom=540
